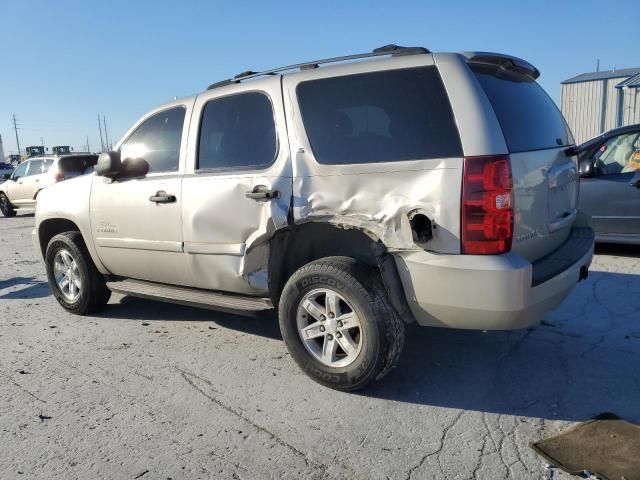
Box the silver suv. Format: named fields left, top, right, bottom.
left=32, top=45, right=594, bottom=390
left=0, top=154, right=97, bottom=216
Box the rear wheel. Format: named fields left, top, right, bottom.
left=45, top=231, right=111, bottom=314
left=0, top=193, right=16, bottom=217
left=279, top=257, right=404, bottom=391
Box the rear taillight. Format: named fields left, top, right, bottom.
left=54, top=172, right=65, bottom=182
left=461, top=155, right=513, bottom=254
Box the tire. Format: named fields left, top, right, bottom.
left=0, top=193, right=16, bottom=217
left=45, top=231, right=111, bottom=314
left=279, top=256, right=404, bottom=391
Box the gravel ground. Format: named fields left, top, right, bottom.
left=1, top=213, right=639, bottom=480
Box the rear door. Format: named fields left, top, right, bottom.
left=181, top=76, right=291, bottom=295
left=469, top=63, right=576, bottom=261
left=24, top=159, right=54, bottom=202
left=90, top=103, right=193, bottom=285
left=580, top=130, right=640, bottom=239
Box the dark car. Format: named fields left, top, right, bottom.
left=0, top=163, right=13, bottom=182
left=576, top=124, right=640, bottom=244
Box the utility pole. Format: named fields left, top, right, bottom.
left=86, top=136, right=90, bottom=153
left=103, top=115, right=110, bottom=150
left=97, top=114, right=104, bottom=151
left=596, top=59, right=600, bottom=72
left=41, top=136, right=45, bottom=155
left=11, top=114, right=21, bottom=157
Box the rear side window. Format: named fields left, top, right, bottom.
left=120, top=107, right=185, bottom=173
left=297, top=67, right=462, bottom=165
left=198, top=92, right=277, bottom=170
left=59, top=156, right=98, bottom=172
left=471, top=65, right=571, bottom=152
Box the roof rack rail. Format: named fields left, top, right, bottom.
left=207, top=44, right=430, bottom=90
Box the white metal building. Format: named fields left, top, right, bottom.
left=560, top=67, right=640, bottom=144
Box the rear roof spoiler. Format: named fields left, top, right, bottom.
left=461, top=52, right=540, bottom=80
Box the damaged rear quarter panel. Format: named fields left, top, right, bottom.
left=292, top=157, right=463, bottom=252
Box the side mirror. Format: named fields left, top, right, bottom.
left=95, top=151, right=122, bottom=177
left=579, top=158, right=596, bottom=178
left=119, top=157, right=149, bottom=178
left=1, top=173, right=10, bottom=180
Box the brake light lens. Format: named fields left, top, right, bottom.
left=461, top=155, right=513, bottom=254
left=54, top=171, right=65, bottom=182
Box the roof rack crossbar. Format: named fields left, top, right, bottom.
left=207, top=44, right=430, bottom=90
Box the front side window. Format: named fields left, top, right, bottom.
left=595, top=132, right=640, bottom=175
left=198, top=92, right=277, bottom=170
left=120, top=107, right=186, bottom=173
left=296, top=67, right=462, bottom=165
left=12, top=162, right=28, bottom=180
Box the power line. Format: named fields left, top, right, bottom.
left=102, top=115, right=110, bottom=151
left=97, top=114, right=104, bottom=151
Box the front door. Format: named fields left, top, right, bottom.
left=5, top=161, right=30, bottom=206
left=580, top=130, right=640, bottom=239
left=181, top=77, right=292, bottom=295
left=90, top=103, right=193, bottom=285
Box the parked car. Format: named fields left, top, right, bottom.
left=32, top=45, right=594, bottom=390
left=0, top=163, right=13, bottom=173
left=0, top=154, right=98, bottom=216
left=576, top=124, right=640, bottom=244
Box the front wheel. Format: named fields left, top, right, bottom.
left=0, top=193, right=16, bottom=217
left=45, top=231, right=111, bottom=314
left=279, top=257, right=404, bottom=391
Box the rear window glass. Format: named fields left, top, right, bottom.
left=471, top=65, right=571, bottom=152
left=59, top=156, right=98, bottom=172
left=297, top=66, right=462, bottom=165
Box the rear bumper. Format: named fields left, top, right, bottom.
left=394, top=227, right=594, bottom=330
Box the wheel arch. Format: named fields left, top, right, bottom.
left=267, top=221, right=415, bottom=323
left=38, top=218, right=81, bottom=258
left=37, top=216, right=109, bottom=275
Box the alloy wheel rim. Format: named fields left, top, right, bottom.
left=296, top=288, right=363, bottom=368
left=53, top=249, right=82, bottom=302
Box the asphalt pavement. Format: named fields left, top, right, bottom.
left=1, top=213, right=639, bottom=479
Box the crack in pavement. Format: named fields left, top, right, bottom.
left=176, top=367, right=330, bottom=479
left=404, top=410, right=465, bottom=480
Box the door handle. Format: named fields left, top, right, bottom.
left=245, top=185, right=280, bottom=201
left=149, top=190, right=176, bottom=203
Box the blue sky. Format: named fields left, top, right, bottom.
left=0, top=0, right=637, bottom=154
